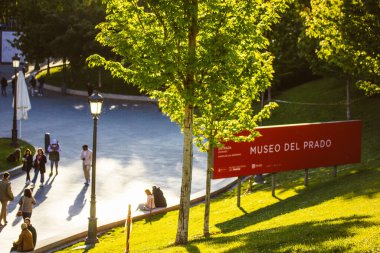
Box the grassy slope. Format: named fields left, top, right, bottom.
left=37, top=66, right=143, bottom=96
left=0, top=138, right=36, bottom=172
left=59, top=78, right=380, bottom=253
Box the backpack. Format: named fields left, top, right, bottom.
left=152, top=186, right=167, bottom=208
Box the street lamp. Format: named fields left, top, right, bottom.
left=11, top=53, right=20, bottom=147
left=85, top=91, right=103, bottom=245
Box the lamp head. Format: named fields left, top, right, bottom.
left=12, top=54, right=20, bottom=68
left=88, top=91, right=103, bottom=116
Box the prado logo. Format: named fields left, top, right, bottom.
left=213, top=120, right=362, bottom=179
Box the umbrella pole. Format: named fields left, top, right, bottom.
left=19, top=120, right=22, bottom=138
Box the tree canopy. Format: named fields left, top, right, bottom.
left=302, top=0, right=380, bottom=95
left=13, top=0, right=106, bottom=72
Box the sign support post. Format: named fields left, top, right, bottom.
left=304, top=169, right=309, bottom=186
left=271, top=173, right=276, bottom=197
left=333, top=165, right=338, bottom=177
left=237, top=177, right=242, bottom=207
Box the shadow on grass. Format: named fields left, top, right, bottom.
left=216, top=169, right=380, bottom=234
left=183, top=215, right=376, bottom=253
left=144, top=212, right=167, bottom=224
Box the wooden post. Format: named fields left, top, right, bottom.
left=125, top=204, right=132, bottom=253
left=271, top=173, right=276, bottom=197
left=304, top=169, right=309, bottom=186
left=333, top=165, right=338, bottom=177
left=237, top=177, right=242, bottom=207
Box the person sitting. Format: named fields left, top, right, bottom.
left=6, top=148, right=21, bottom=163
left=137, top=189, right=156, bottom=211
left=24, top=218, right=37, bottom=249
left=10, top=223, right=34, bottom=252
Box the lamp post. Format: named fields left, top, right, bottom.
left=85, top=91, right=103, bottom=245
left=11, top=54, right=20, bottom=147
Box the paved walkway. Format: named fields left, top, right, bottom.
left=0, top=64, right=233, bottom=252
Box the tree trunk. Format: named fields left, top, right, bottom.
left=203, top=145, right=213, bottom=236
left=346, top=80, right=351, bottom=120
left=175, top=104, right=194, bottom=244
left=175, top=0, right=198, bottom=245
left=47, top=57, right=50, bottom=75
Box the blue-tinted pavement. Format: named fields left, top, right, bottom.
left=0, top=64, right=233, bottom=252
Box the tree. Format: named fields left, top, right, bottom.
left=302, top=0, right=380, bottom=96
left=268, top=0, right=316, bottom=91
left=88, top=0, right=288, bottom=244
left=13, top=0, right=106, bottom=80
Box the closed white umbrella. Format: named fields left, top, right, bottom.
left=12, top=70, right=31, bottom=137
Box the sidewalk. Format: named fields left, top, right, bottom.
left=0, top=63, right=236, bottom=253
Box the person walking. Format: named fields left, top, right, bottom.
left=0, top=172, right=14, bottom=226
left=24, top=217, right=37, bottom=249
left=37, top=76, right=45, bottom=96
left=10, top=223, right=34, bottom=252
left=1, top=76, right=7, bottom=96
left=80, top=145, right=92, bottom=185
left=47, top=139, right=61, bottom=175
left=29, top=75, right=37, bottom=96
left=31, top=148, right=47, bottom=187
left=22, top=149, right=34, bottom=184
left=19, top=188, right=36, bottom=219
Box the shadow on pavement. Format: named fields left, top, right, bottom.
left=7, top=186, right=26, bottom=214
left=67, top=185, right=88, bottom=221
left=33, top=174, right=57, bottom=207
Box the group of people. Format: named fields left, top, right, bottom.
left=0, top=139, right=60, bottom=252
left=137, top=186, right=168, bottom=211
left=22, top=139, right=61, bottom=187
left=29, top=75, right=45, bottom=97
left=0, top=173, right=37, bottom=252
left=0, top=73, right=45, bottom=98
left=0, top=140, right=95, bottom=252
left=0, top=141, right=166, bottom=252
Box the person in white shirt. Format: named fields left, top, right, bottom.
left=80, top=145, right=92, bottom=185
left=137, top=189, right=156, bottom=211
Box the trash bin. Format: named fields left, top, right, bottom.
left=61, top=83, right=67, bottom=95
left=45, top=133, right=50, bottom=154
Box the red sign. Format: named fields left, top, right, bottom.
left=213, top=120, right=362, bottom=179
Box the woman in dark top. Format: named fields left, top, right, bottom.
left=31, top=148, right=47, bottom=187
left=22, top=149, right=34, bottom=184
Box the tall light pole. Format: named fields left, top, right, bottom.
left=11, top=54, right=20, bottom=147
left=85, top=91, right=103, bottom=245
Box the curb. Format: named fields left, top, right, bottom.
left=0, top=165, right=23, bottom=179
left=44, top=84, right=157, bottom=103
left=34, top=178, right=241, bottom=252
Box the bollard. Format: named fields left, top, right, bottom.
left=61, top=83, right=67, bottom=95
left=44, top=133, right=50, bottom=154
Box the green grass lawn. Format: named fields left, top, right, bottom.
left=58, top=78, right=380, bottom=253
left=0, top=138, right=36, bottom=172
